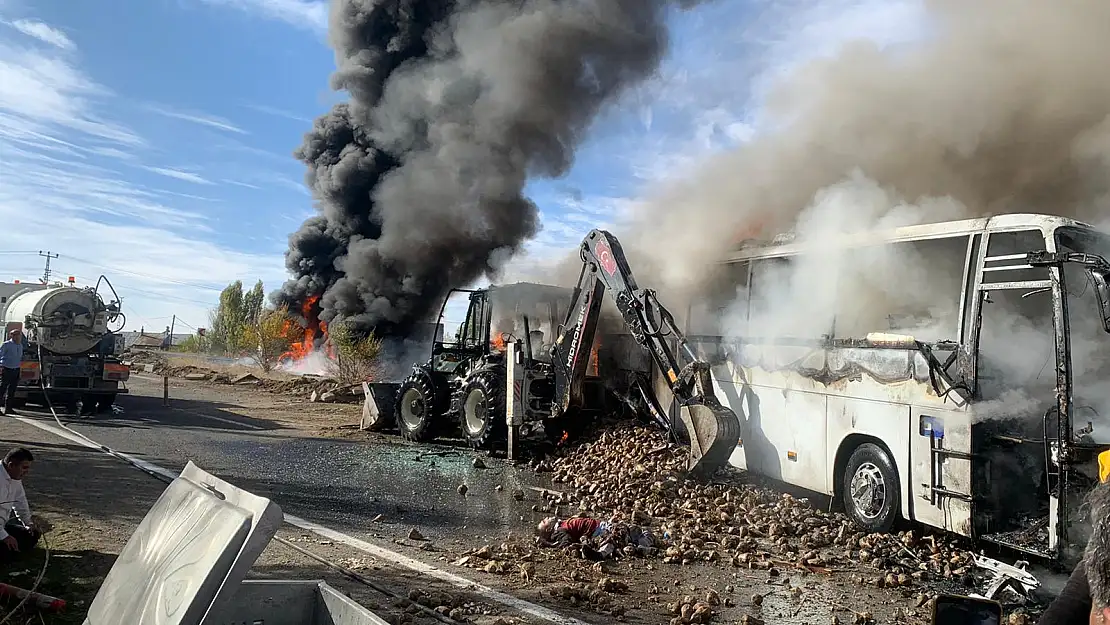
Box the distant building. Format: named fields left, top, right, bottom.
left=121, top=331, right=189, bottom=350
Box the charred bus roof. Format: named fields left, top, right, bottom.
left=725, top=213, right=1098, bottom=262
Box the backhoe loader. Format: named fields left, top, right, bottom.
left=367, top=229, right=740, bottom=477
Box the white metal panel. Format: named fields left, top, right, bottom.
left=826, top=396, right=912, bottom=515
left=734, top=382, right=828, bottom=493
left=908, top=406, right=974, bottom=537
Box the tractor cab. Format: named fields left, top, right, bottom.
left=430, top=283, right=573, bottom=376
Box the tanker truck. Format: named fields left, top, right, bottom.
left=0, top=278, right=129, bottom=414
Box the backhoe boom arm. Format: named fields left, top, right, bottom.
left=551, top=229, right=740, bottom=478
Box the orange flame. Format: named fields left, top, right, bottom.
left=491, top=333, right=506, bottom=351
left=587, top=338, right=600, bottom=377
left=279, top=295, right=333, bottom=364
left=559, top=430, right=569, bottom=445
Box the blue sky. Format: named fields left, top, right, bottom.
left=0, top=0, right=923, bottom=333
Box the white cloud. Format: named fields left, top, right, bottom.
left=0, top=43, right=142, bottom=145
left=223, top=179, right=262, bottom=190
left=0, top=19, right=287, bottom=330
left=241, top=102, right=312, bottom=123
left=198, top=0, right=327, bottom=32
left=146, top=103, right=247, bottom=134
left=5, top=19, right=74, bottom=50
left=144, top=166, right=214, bottom=185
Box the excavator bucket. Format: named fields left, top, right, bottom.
left=678, top=402, right=741, bottom=479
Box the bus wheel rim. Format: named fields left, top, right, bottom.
left=850, top=461, right=886, bottom=520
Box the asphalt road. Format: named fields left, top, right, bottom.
left=29, top=374, right=540, bottom=547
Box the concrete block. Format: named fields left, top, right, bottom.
left=83, top=473, right=252, bottom=624
left=83, top=462, right=283, bottom=625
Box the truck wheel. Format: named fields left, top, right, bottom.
left=395, top=372, right=440, bottom=442
left=95, top=394, right=117, bottom=414
left=842, top=443, right=901, bottom=534
left=455, top=370, right=505, bottom=449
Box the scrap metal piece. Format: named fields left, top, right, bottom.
left=973, top=554, right=1040, bottom=601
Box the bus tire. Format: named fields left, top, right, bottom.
left=842, top=443, right=901, bottom=534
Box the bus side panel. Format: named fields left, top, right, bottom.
left=909, top=406, right=974, bottom=537
left=714, top=363, right=829, bottom=490
left=737, top=376, right=828, bottom=494
left=826, top=396, right=911, bottom=515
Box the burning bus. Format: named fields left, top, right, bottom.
left=657, top=213, right=1110, bottom=563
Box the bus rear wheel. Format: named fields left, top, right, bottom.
left=842, top=443, right=900, bottom=533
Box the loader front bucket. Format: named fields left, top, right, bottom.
left=678, top=401, right=741, bottom=479
left=361, top=382, right=401, bottom=432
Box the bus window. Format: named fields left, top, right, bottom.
left=833, top=236, right=969, bottom=344
left=696, top=261, right=749, bottom=337
left=976, top=287, right=1054, bottom=406
left=983, top=230, right=1048, bottom=285
left=749, top=256, right=832, bottom=339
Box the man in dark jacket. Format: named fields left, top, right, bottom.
left=1036, top=561, right=1089, bottom=624
left=1037, top=451, right=1110, bottom=624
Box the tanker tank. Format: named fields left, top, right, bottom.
left=0, top=285, right=110, bottom=355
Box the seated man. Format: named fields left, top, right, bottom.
left=0, top=448, right=41, bottom=558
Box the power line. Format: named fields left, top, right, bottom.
left=59, top=254, right=229, bottom=292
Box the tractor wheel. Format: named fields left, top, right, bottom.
left=395, top=371, right=441, bottom=442
left=455, top=369, right=505, bottom=449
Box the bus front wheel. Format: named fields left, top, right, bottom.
left=842, top=443, right=901, bottom=534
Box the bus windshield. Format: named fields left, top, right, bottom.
left=1055, top=226, right=1110, bottom=438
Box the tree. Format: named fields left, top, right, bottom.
left=176, top=332, right=211, bottom=353
left=243, top=280, right=265, bottom=327
left=327, top=321, right=383, bottom=383
left=209, top=280, right=245, bottom=354
left=242, top=306, right=297, bottom=371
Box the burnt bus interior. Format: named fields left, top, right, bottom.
left=675, top=225, right=1110, bottom=561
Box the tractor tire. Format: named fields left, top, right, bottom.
left=395, top=371, right=441, bottom=442
left=841, top=443, right=901, bottom=534
left=455, top=369, right=505, bottom=449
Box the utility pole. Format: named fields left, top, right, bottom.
left=38, top=251, right=58, bottom=284
left=165, top=315, right=176, bottom=351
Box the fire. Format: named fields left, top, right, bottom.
left=280, top=295, right=333, bottom=364
left=588, top=338, right=599, bottom=377
left=733, top=218, right=770, bottom=245
left=491, top=333, right=506, bottom=351
left=559, top=430, right=569, bottom=445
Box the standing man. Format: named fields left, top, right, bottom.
left=0, top=329, right=23, bottom=415
left=0, top=448, right=40, bottom=557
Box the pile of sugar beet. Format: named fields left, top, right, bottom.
left=473, top=422, right=1040, bottom=625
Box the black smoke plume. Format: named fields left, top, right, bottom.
left=280, top=0, right=694, bottom=336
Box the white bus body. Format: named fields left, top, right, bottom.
left=666, top=213, right=1110, bottom=563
